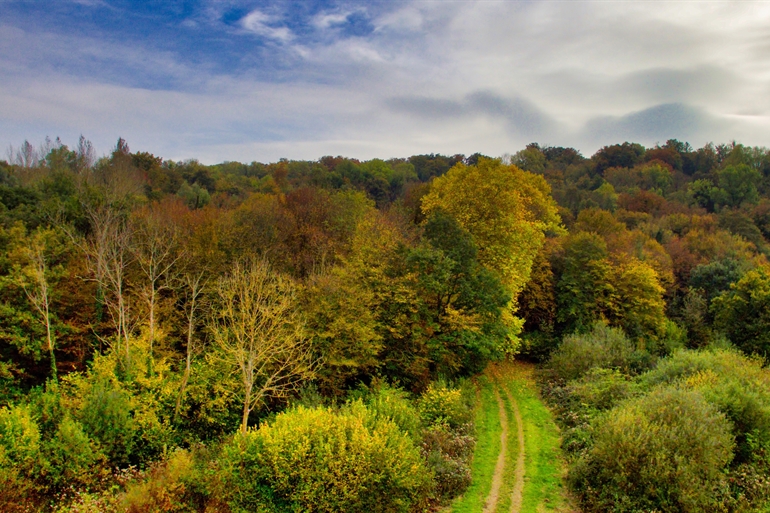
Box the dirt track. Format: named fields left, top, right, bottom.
left=483, top=369, right=527, bottom=513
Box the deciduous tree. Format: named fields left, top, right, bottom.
left=209, top=259, right=314, bottom=432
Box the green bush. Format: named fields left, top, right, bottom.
left=640, top=348, right=770, bottom=467
left=548, top=322, right=648, bottom=382
left=552, top=368, right=640, bottom=456
left=639, top=347, right=747, bottom=388
left=78, top=380, right=136, bottom=466
left=364, top=384, right=422, bottom=440
left=44, top=416, right=102, bottom=490
left=220, top=403, right=432, bottom=512
left=570, top=386, right=733, bottom=513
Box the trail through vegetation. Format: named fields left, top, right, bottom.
left=483, top=387, right=508, bottom=513
left=500, top=374, right=526, bottom=513
left=453, top=361, right=573, bottom=513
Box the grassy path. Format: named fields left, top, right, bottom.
left=449, top=375, right=501, bottom=513
left=483, top=387, right=509, bottom=513
left=450, top=360, right=575, bottom=513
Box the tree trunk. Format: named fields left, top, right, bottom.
left=241, top=384, right=252, bottom=433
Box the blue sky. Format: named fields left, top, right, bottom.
left=1, top=0, right=769, bottom=163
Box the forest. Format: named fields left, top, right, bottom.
left=1, top=135, right=770, bottom=512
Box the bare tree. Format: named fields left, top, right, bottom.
left=209, top=259, right=315, bottom=433
left=70, top=203, right=136, bottom=371
left=131, top=207, right=182, bottom=374
left=17, top=231, right=58, bottom=381
left=75, top=135, right=96, bottom=173
left=175, top=271, right=207, bottom=418
left=7, top=140, right=39, bottom=170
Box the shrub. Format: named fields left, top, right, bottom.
left=44, top=416, right=102, bottom=491
left=545, top=368, right=640, bottom=457
left=417, top=381, right=470, bottom=429
left=570, top=386, right=733, bottom=513
left=78, top=380, right=135, bottom=466
left=548, top=322, right=648, bottom=382
left=220, top=403, right=432, bottom=512
left=0, top=404, right=44, bottom=509
left=120, top=449, right=206, bottom=513
left=420, top=423, right=474, bottom=505
left=640, top=348, right=770, bottom=465
left=364, top=384, right=422, bottom=440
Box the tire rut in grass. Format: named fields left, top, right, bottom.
left=483, top=385, right=509, bottom=513
left=500, top=382, right=526, bottom=513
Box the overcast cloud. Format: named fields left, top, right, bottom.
left=0, top=0, right=768, bottom=163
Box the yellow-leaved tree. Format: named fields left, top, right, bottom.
left=421, top=158, right=562, bottom=349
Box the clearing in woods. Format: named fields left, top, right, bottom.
left=449, top=360, right=575, bottom=513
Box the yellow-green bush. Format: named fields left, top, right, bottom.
left=78, top=380, right=136, bottom=466
left=220, top=403, right=432, bottom=512
left=44, top=416, right=103, bottom=490
left=0, top=404, right=44, bottom=510
left=548, top=322, right=649, bottom=382
left=417, top=381, right=470, bottom=429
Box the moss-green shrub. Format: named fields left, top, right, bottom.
left=551, top=368, right=640, bottom=456
left=548, top=322, right=648, bottom=381
left=641, top=348, right=770, bottom=467
left=570, top=386, right=733, bottom=513
left=78, top=380, right=136, bottom=466
left=365, top=384, right=422, bottom=440
left=220, top=403, right=432, bottom=512
left=569, top=368, right=641, bottom=413
left=44, top=416, right=102, bottom=490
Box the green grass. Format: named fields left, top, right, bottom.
left=498, top=362, right=572, bottom=513
left=449, top=362, right=574, bottom=513
left=493, top=380, right=520, bottom=513
left=450, top=375, right=502, bottom=513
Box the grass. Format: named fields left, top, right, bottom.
left=450, top=361, right=574, bottom=513
left=492, top=377, right=521, bottom=513
left=498, top=362, right=572, bottom=513
left=449, top=375, right=502, bottom=513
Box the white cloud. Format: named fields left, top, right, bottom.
left=373, top=6, right=423, bottom=33
left=240, top=10, right=293, bottom=42
left=312, top=11, right=355, bottom=30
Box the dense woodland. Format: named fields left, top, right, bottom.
left=1, top=135, right=770, bottom=512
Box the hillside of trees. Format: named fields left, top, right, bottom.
left=1, top=136, right=770, bottom=511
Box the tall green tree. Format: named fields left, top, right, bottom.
left=421, top=158, right=562, bottom=348
left=556, top=232, right=616, bottom=333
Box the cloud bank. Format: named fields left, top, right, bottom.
left=0, top=0, right=768, bottom=163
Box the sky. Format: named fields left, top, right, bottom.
left=1, top=0, right=769, bottom=164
